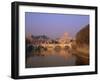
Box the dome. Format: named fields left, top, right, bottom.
left=58, top=32, right=70, bottom=44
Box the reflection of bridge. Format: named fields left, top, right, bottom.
left=40, top=43, right=72, bottom=49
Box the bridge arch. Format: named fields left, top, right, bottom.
left=38, top=43, right=72, bottom=49
left=64, top=46, right=70, bottom=50
left=54, top=45, right=61, bottom=50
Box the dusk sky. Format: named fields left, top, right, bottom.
left=25, top=12, right=89, bottom=39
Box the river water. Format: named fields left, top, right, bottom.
left=26, top=48, right=78, bottom=68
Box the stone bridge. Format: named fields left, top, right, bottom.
left=40, top=43, right=72, bottom=49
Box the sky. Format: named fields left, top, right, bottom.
left=25, top=12, right=89, bottom=39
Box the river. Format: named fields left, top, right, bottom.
left=25, top=48, right=79, bottom=68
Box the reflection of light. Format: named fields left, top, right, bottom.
left=51, top=49, right=72, bottom=60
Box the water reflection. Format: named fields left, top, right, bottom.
left=26, top=48, right=78, bottom=68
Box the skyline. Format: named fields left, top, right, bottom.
left=25, top=12, right=89, bottom=39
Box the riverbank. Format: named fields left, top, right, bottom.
left=72, top=47, right=89, bottom=65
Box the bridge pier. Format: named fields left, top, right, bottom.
left=40, top=44, right=72, bottom=49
